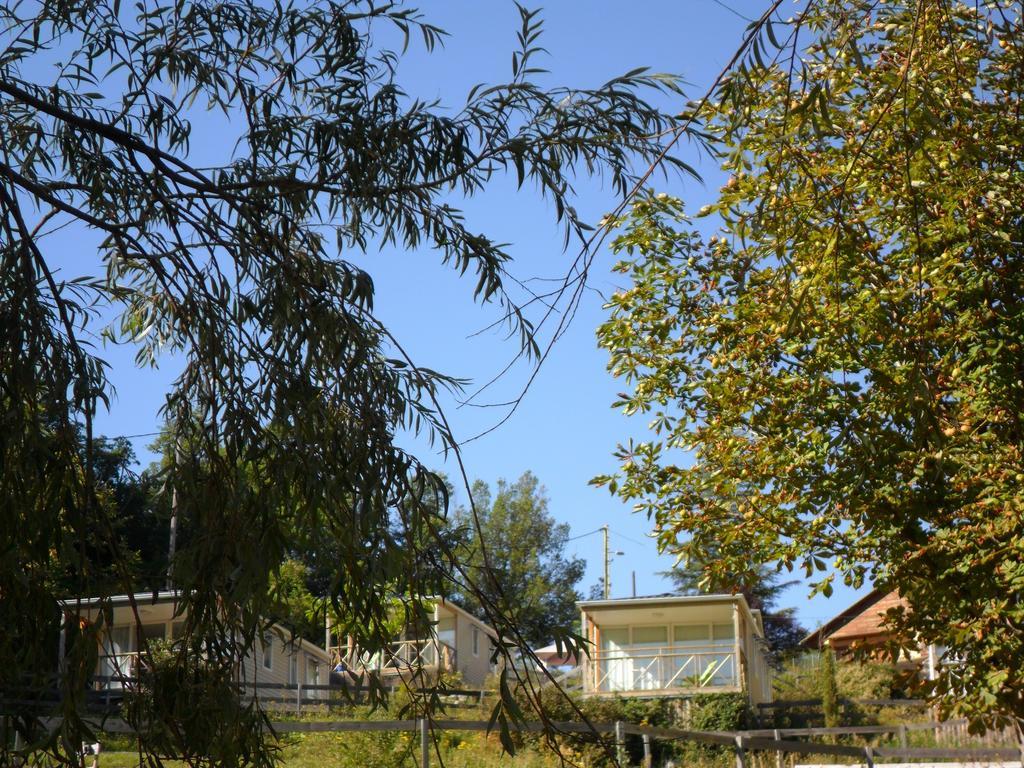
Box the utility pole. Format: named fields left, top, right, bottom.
left=602, top=525, right=624, bottom=599
left=167, top=440, right=180, bottom=590
left=603, top=525, right=610, bottom=599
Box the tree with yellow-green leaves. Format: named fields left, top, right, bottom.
left=596, top=0, right=1024, bottom=730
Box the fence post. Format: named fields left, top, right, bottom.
left=898, top=724, right=907, bottom=751
left=773, top=729, right=783, bottom=768
left=296, top=683, right=302, bottom=715
left=864, top=745, right=874, bottom=768
left=642, top=733, right=652, bottom=768
left=420, top=718, right=430, bottom=768
left=614, top=720, right=626, bottom=766
left=735, top=734, right=747, bottom=768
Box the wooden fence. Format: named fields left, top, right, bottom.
left=273, top=719, right=1024, bottom=768
left=79, top=677, right=490, bottom=713
left=758, top=699, right=927, bottom=711
left=36, top=715, right=1024, bottom=768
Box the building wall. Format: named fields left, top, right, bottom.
left=238, top=629, right=331, bottom=699
left=449, top=607, right=494, bottom=686
left=827, top=590, right=906, bottom=649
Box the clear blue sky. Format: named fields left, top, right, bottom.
left=70, top=0, right=869, bottom=632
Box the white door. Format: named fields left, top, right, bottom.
left=100, top=626, right=132, bottom=688
left=600, top=628, right=631, bottom=692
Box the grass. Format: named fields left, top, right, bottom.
left=94, top=731, right=564, bottom=767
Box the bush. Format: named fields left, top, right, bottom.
left=770, top=653, right=912, bottom=728
left=507, top=684, right=749, bottom=766
left=122, top=640, right=276, bottom=767
left=836, top=661, right=901, bottom=700
left=688, top=692, right=750, bottom=732
left=820, top=648, right=840, bottom=728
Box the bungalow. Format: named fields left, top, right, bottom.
left=328, top=598, right=499, bottom=688
left=63, top=591, right=332, bottom=699
left=577, top=594, right=773, bottom=704
left=800, top=588, right=943, bottom=679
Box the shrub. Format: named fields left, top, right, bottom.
left=122, top=640, right=277, bottom=767
left=820, top=648, right=841, bottom=728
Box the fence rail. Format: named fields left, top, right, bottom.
left=6, top=678, right=490, bottom=716
left=758, top=698, right=927, bottom=710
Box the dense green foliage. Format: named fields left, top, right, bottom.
left=517, top=685, right=747, bottom=766
left=451, top=472, right=585, bottom=646
left=596, top=0, right=1024, bottom=729
left=0, top=0, right=694, bottom=761
left=122, top=641, right=276, bottom=767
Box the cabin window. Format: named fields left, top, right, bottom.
left=141, top=623, right=166, bottom=644
left=673, top=625, right=710, bottom=645
left=472, top=627, right=480, bottom=657
left=712, top=623, right=735, bottom=644
left=288, top=654, right=298, bottom=685
left=104, top=626, right=131, bottom=654
left=100, top=626, right=133, bottom=685
left=306, top=658, right=320, bottom=686
left=262, top=634, right=273, bottom=670
left=600, top=627, right=630, bottom=651
left=437, top=617, right=456, bottom=649
left=632, top=626, right=668, bottom=647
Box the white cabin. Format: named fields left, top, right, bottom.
left=578, top=594, right=773, bottom=704
left=64, top=591, right=332, bottom=700
left=329, top=598, right=499, bottom=688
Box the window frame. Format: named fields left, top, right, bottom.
left=262, top=633, right=273, bottom=671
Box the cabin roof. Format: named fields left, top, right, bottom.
left=578, top=593, right=766, bottom=639
left=800, top=587, right=894, bottom=649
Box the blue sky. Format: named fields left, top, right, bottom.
left=64, top=0, right=869, bottom=631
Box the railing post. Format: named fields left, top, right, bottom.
left=296, top=683, right=302, bottom=714
left=898, top=724, right=908, bottom=750
left=773, top=729, right=783, bottom=768
left=614, top=720, right=626, bottom=766
left=642, top=733, right=652, bottom=768
left=420, top=718, right=430, bottom=768
left=734, top=734, right=747, bottom=768
left=864, top=745, right=874, bottom=768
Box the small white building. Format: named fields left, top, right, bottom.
left=330, top=598, right=499, bottom=688
left=577, top=594, right=773, bottom=704
left=64, top=591, right=332, bottom=699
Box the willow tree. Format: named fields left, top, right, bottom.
left=0, top=0, right=693, bottom=761
left=596, top=1, right=1024, bottom=729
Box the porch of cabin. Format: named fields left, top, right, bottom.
left=578, top=596, right=772, bottom=703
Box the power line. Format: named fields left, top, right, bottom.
left=567, top=526, right=605, bottom=542
left=610, top=529, right=649, bottom=547
left=710, top=0, right=754, bottom=22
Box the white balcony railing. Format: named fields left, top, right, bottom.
left=94, top=652, right=142, bottom=690
left=591, top=645, right=738, bottom=693
left=331, top=638, right=456, bottom=677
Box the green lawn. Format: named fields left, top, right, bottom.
left=95, top=731, right=563, bottom=768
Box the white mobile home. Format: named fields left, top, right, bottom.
left=578, top=594, right=773, bottom=704
left=330, top=598, right=499, bottom=687
left=64, top=591, right=331, bottom=699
